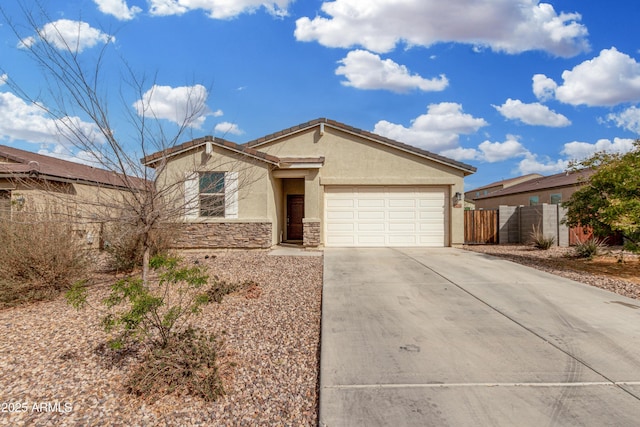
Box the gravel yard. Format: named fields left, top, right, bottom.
left=463, top=244, right=640, bottom=300
left=0, top=250, right=323, bottom=426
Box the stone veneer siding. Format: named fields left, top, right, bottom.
left=172, top=222, right=272, bottom=249
left=303, top=220, right=321, bottom=247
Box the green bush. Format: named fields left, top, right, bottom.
left=530, top=224, right=555, bottom=250
left=574, top=237, right=606, bottom=259
left=0, top=212, right=90, bottom=307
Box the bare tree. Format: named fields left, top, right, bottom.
left=0, top=2, right=211, bottom=283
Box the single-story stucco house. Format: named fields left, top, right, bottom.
left=0, top=144, right=147, bottom=246
left=142, top=118, right=477, bottom=248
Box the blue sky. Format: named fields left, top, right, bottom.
left=1, top=0, right=640, bottom=190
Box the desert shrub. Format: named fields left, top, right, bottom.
left=623, top=239, right=640, bottom=254
left=127, top=327, right=225, bottom=401
left=206, top=277, right=257, bottom=303
left=67, top=254, right=227, bottom=401
left=574, top=237, right=607, bottom=259
left=67, top=253, right=210, bottom=349
left=530, top=224, right=555, bottom=250
left=0, top=211, right=90, bottom=306
left=101, top=222, right=175, bottom=272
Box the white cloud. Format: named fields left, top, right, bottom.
left=373, top=103, right=487, bottom=151
left=0, top=91, right=100, bottom=145
left=561, top=138, right=636, bottom=160
left=477, top=138, right=530, bottom=162
left=494, top=98, right=570, bottom=127
left=517, top=154, right=568, bottom=175
left=37, top=144, right=103, bottom=167
left=295, top=0, right=589, bottom=57
left=606, top=106, right=640, bottom=134
left=335, top=50, right=448, bottom=93
left=0, top=74, right=7, bottom=86
left=133, top=84, right=210, bottom=128
left=19, top=20, right=114, bottom=53
left=438, top=147, right=480, bottom=162
left=148, top=0, right=292, bottom=19
left=93, top=0, right=142, bottom=20
left=532, top=74, right=557, bottom=102
left=541, top=48, right=640, bottom=106
left=212, top=109, right=224, bottom=117
left=441, top=135, right=529, bottom=163
left=214, top=121, right=244, bottom=136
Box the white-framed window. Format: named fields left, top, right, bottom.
left=199, top=172, right=225, bottom=217
left=184, top=171, right=238, bottom=219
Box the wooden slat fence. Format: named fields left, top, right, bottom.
left=464, top=209, right=498, bottom=244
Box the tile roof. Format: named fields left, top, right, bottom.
left=474, top=169, right=594, bottom=200
left=143, top=118, right=477, bottom=175
left=141, top=136, right=280, bottom=166
left=466, top=173, right=543, bottom=194
left=0, top=144, right=147, bottom=189
left=245, top=118, right=477, bottom=174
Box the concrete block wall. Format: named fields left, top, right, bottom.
left=498, top=205, right=520, bottom=244
left=497, top=204, right=568, bottom=247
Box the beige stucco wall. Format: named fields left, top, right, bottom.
left=254, top=125, right=468, bottom=246
left=155, top=144, right=273, bottom=222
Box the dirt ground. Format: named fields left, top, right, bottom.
left=463, top=244, right=640, bottom=298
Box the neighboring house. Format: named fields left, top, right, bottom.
left=465, top=173, right=542, bottom=204
left=143, top=118, right=477, bottom=248
left=473, top=169, right=594, bottom=210
left=0, top=144, right=146, bottom=245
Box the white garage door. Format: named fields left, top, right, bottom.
left=324, top=186, right=447, bottom=247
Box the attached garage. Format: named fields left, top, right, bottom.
left=324, top=186, right=448, bottom=247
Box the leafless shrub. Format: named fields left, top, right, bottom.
left=0, top=210, right=90, bottom=306
left=126, top=327, right=225, bottom=402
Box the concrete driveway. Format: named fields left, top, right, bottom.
left=320, top=248, right=640, bottom=426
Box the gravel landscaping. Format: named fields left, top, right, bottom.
left=0, top=250, right=323, bottom=426
left=463, top=244, right=640, bottom=300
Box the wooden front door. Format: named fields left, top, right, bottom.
left=287, top=195, right=304, bottom=240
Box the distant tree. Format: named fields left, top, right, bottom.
left=562, top=141, right=640, bottom=247
left=0, top=3, right=210, bottom=283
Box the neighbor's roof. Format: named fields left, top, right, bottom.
left=142, top=118, right=477, bottom=175
left=466, top=173, right=543, bottom=194
left=0, top=144, right=147, bottom=190
left=246, top=118, right=477, bottom=175
left=141, top=136, right=281, bottom=167
left=474, top=169, right=594, bottom=200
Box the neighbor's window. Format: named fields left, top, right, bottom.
left=199, top=172, right=225, bottom=217
left=550, top=193, right=562, bottom=204
left=529, top=196, right=539, bottom=206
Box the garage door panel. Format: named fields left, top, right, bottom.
left=327, top=211, right=355, bottom=220
left=388, top=199, right=416, bottom=208
left=325, top=186, right=447, bottom=247
left=358, top=223, right=385, bottom=232
left=358, top=199, right=385, bottom=208
left=388, top=211, right=416, bottom=220
left=327, top=223, right=355, bottom=232
left=388, top=223, right=416, bottom=232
